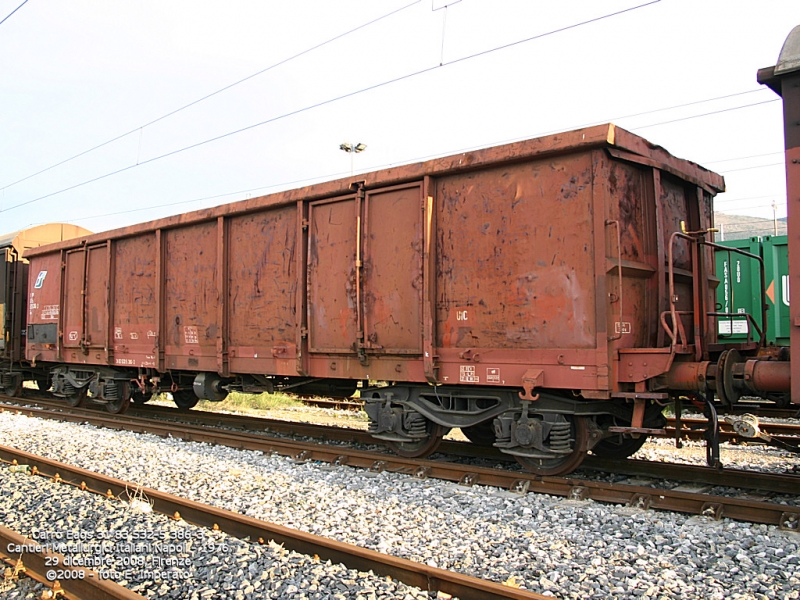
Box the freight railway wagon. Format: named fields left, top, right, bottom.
left=22, top=124, right=792, bottom=475
left=0, top=224, right=92, bottom=395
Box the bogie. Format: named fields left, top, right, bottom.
left=364, top=384, right=617, bottom=474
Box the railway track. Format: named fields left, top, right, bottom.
left=153, top=403, right=800, bottom=447
left=1, top=396, right=798, bottom=529
left=0, top=445, right=547, bottom=600
left=728, top=404, right=800, bottom=420
left=300, top=395, right=800, bottom=420
left=9, top=392, right=800, bottom=447
left=297, top=396, right=800, bottom=442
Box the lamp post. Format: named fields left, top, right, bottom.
left=339, top=142, right=367, bottom=176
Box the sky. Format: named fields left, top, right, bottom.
left=1, top=0, right=800, bottom=237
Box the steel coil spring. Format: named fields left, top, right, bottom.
left=404, top=412, right=428, bottom=436
left=105, top=380, right=119, bottom=400
left=548, top=421, right=572, bottom=453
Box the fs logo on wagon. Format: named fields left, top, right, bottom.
left=34, top=271, right=47, bottom=289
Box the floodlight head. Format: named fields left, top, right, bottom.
left=339, top=142, right=353, bottom=152
left=354, top=143, right=367, bottom=153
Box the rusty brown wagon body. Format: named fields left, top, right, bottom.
left=22, top=124, right=789, bottom=474
left=0, top=224, right=92, bottom=396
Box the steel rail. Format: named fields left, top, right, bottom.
left=579, top=455, right=800, bottom=493
left=0, top=524, right=145, bottom=600
left=300, top=396, right=800, bottom=420
left=134, top=404, right=800, bottom=445
left=1, top=402, right=798, bottom=528
left=0, top=399, right=791, bottom=481
left=96, top=406, right=800, bottom=488
left=134, top=402, right=800, bottom=443
left=0, top=445, right=549, bottom=600
left=0, top=404, right=800, bottom=494
left=8, top=393, right=800, bottom=446
left=729, top=405, right=800, bottom=419
left=3, top=398, right=799, bottom=495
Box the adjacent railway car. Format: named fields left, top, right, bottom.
left=0, top=224, right=92, bottom=395
left=23, top=124, right=793, bottom=474
left=715, top=236, right=790, bottom=349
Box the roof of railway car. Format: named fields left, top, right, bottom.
left=0, top=224, right=92, bottom=257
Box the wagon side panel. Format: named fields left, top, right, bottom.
left=599, top=157, right=661, bottom=351
left=112, top=234, right=158, bottom=368
left=84, top=245, right=110, bottom=357
left=164, top=222, right=219, bottom=371
left=658, top=174, right=715, bottom=351
left=362, top=184, right=424, bottom=355
left=435, top=156, right=597, bottom=352
left=227, top=206, right=298, bottom=374
left=307, top=195, right=359, bottom=355
left=59, top=245, right=110, bottom=365
left=62, top=249, right=84, bottom=353
left=433, top=153, right=601, bottom=391
left=25, top=253, right=62, bottom=363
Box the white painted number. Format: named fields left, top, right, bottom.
left=459, top=365, right=479, bottom=383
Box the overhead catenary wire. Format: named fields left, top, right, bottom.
left=715, top=202, right=786, bottom=214
left=30, top=96, right=791, bottom=227
left=0, top=0, right=663, bottom=215
left=701, top=150, right=783, bottom=166
left=46, top=179, right=790, bottom=234
left=440, top=88, right=774, bottom=158
left=714, top=216, right=787, bottom=227
left=6, top=2, right=787, bottom=228
left=715, top=212, right=787, bottom=219
left=715, top=193, right=785, bottom=206
left=0, top=0, right=29, bottom=27
left=717, top=161, right=784, bottom=174
left=56, top=136, right=790, bottom=229
left=22, top=86, right=776, bottom=226
left=629, top=98, right=779, bottom=130
left=0, top=0, right=423, bottom=192
left=65, top=169, right=351, bottom=224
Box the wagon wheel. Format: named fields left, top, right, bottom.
left=591, top=414, right=649, bottom=459
left=591, top=410, right=666, bottom=460
left=106, top=381, right=131, bottom=414
left=772, top=393, right=791, bottom=408
left=64, top=386, right=87, bottom=408
left=386, top=420, right=444, bottom=458
left=130, top=387, right=153, bottom=404
left=172, top=389, right=199, bottom=410
left=591, top=431, right=649, bottom=459
left=2, top=374, right=22, bottom=398
left=515, top=415, right=590, bottom=476
left=461, top=420, right=496, bottom=447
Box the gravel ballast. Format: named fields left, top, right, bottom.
left=0, top=470, right=437, bottom=600
left=0, top=410, right=798, bottom=599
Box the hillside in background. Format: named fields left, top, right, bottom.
left=713, top=212, right=787, bottom=241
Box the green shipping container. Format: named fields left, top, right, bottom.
left=714, top=235, right=789, bottom=347
left=761, top=235, right=790, bottom=347
left=714, top=237, right=763, bottom=344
